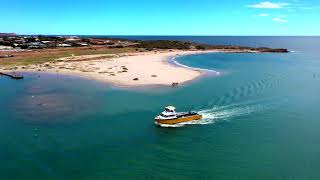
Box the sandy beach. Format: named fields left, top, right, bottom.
left=1, top=50, right=221, bottom=86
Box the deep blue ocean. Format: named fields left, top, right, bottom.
left=101, top=36, right=319, bottom=52
left=1, top=36, right=320, bottom=179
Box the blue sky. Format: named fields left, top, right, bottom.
left=1, top=0, right=319, bottom=35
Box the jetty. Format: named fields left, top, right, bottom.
left=0, top=72, right=23, bottom=79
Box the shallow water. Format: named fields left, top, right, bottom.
left=1, top=37, right=320, bottom=179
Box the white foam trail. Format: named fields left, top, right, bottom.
left=170, top=57, right=220, bottom=75
left=198, top=103, right=265, bottom=124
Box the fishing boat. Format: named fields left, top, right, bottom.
left=155, top=106, right=202, bottom=125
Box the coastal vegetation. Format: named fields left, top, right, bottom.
left=0, top=34, right=288, bottom=67
left=0, top=46, right=136, bottom=66
left=134, top=40, right=193, bottom=50
left=133, top=40, right=289, bottom=52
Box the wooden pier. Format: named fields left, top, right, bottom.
left=0, top=72, right=23, bottom=79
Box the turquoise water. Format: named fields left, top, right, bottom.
left=1, top=46, right=320, bottom=178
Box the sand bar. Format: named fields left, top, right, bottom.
left=0, top=50, right=221, bottom=86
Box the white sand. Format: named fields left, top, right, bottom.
left=2, top=50, right=221, bottom=86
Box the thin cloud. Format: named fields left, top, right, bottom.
left=300, top=7, right=313, bottom=10
left=285, top=2, right=318, bottom=11
left=248, top=1, right=289, bottom=9
left=259, top=13, right=270, bottom=17
left=272, top=17, right=288, bottom=23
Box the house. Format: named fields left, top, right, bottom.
left=0, top=45, right=13, bottom=50
left=58, top=43, right=72, bottom=47
left=41, top=41, right=51, bottom=44
left=14, top=39, right=25, bottom=44
left=79, top=43, right=88, bottom=46
left=65, top=36, right=81, bottom=42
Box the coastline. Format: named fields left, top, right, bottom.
left=169, top=56, right=221, bottom=76
left=0, top=50, right=222, bottom=87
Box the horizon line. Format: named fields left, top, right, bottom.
left=2, top=33, right=320, bottom=37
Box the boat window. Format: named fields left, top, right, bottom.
left=161, top=114, right=175, bottom=117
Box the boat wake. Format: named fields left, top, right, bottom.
left=170, top=57, right=220, bottom=75
left=156, top=101, right=269, bottom=128
left=198, top=102, right=267, bottom=124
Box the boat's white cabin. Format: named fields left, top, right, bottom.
left=161, top=106, right=177, bottom=117
left=165, top=106, right=176, bottom=112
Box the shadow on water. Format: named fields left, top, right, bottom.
left=6, top=73, right=106, bottom=125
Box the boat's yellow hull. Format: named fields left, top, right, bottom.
left=155, top=114, right=202, bottom=125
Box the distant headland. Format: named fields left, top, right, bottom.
left=0, top=34, right=289, bottom=86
